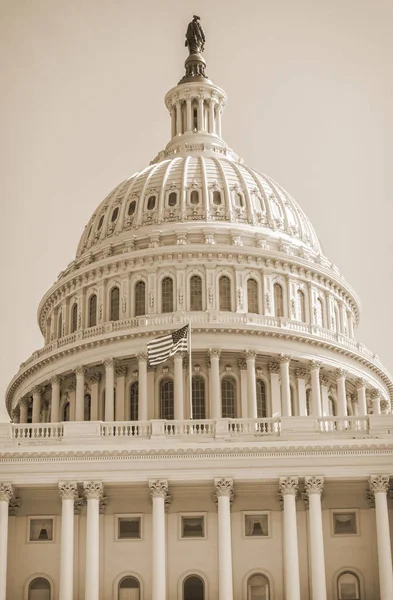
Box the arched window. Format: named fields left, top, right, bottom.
left=161, top=277, right=174, bottom=313
left=316, top=298, right=324, bottom=327
left=84, top=394, right=91, bottom=421
left=183, top=575, right=205, bottom=600
left=134, top=281, right=146, bottom=317
left=130, top=382, right=139, bottom=421
left=297, top=290, right=306, bottom=322
left=58, top=312, right=63, bottom=339
left=110, top=287, right=120, bottom=321
left=234, top=192, right=244, bottom=208
left=168, top=191, right=177, bottom=207
left=222, top=377, right=236, bottom=418
left=89, top=294, right=97, bottom=327
left=62, top=402, right=70, bottom=422
left=219, top=276, right=232, bottom=311
left=274, top=283, right=284, bottom=318
left=71, top=303, right=78, bottom=333
left=256, top=380, right=267, bottom=418
left=332, top=304, right=340, bottom=333
left=212, top=190, right=222, bottom=205
left=147, top=195, right=156, bottom=210
left=128, top=200, right=136, bottom=216
left=190, top=190, right=199, bottom=205
left=306, top=388, right=312, bottom=416
left=111, top=207, right=119, bottom=222
left=247, top=573, right=270, bottom=600
left=329, top=396, right=337, bottom=416
left=247, top=279, right=258, bottom=314
left=192, top=377, right=206, bottom=419
left=337, top=571, right=360, bottom=600
left=160, top=379, right=174, bottom=420
left=193, top=108, right=198, bottom=130
left=190, top=275, right=203, bottom=311
left=28, top=577, right=51, bottom=600
left=118, top=576, right=140, bottom=600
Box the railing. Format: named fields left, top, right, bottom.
left=12, top=423, right=64, bottom=440
left=318, top=416, right=369, bottom=433
left=227, top=418, right=281, bottom=435
left=164, top=420, right=215, bottom=436
left=100, top=421, right=151, bottom=437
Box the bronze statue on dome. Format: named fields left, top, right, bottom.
left=185, top=15, right=206, bottom=55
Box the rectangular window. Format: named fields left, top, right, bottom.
left=332, top=510, right=358, bottom=536
left=28, top=517, right=54, bottom=542
left=116, top=515, right=142, bottom=540
left=244, top=512, right=269, bottom=537
left=181, top=515, right=205, bottom=539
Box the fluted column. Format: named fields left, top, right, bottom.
left=309, top=361, right=322, bottom=417
left=104, top=358, right=115, bottom=421
left=295, top=369, right=307, bottom=416
left=19, top=398, right=28, bottom=424
left=356, top=379, right=367, bottom=416
left=50, top=375, right=61, bottom=423
left=320, top=375, right=330, bottom=416
left=0, top=483, right=13, bottom=600
left=245, top=351, right=257, bottom=418
left=185, top=96, right=192, bottom=132
left=170, top=106, right=176, bottom=138
left=304, top=476, right=327, bottom=600
left=115, top=365, right=127, bottom=421
left=217, top=103, right=222, bottom=137
left=208, top=350, right=221, bottom=418
left=83, top=482, right=103, bottom=600
left=335, top=368, right=348, bottom=417
left=371, top=389, right=381, bottom=415
left=279, top=477, right=301, bottom=600
left=149, top=480, right=169, bottom=600
left=268, top=362, right=281, bottom=416
left=32, top=386, right=42, bottom=423
left=279, top=354, right=291, bottom=416
left=174, top=353, right=184, bottom=420
left=138, top=353, right=148, bottom=421
left=208, top=100, right=215, bottom=133
left=198, top=94, right=204, bottom=131
left=88, top=373, right=100, bottom=421
left=176, top=102, right=182, bottom=135
left=75, top=366, right=86, bottom=422
left=215, top=478, right=234, bottom=600
left=58, top=482, right=78, bottom=600
left=369, top=476, right=393, bottom=599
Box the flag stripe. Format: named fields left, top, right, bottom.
left=147, top=325, right=189, bottom=366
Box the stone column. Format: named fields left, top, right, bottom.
left=214, top=478, right=234, bottom=600
left=304, top=476, right=327, bottom=600
left=217, top=103, right=222, bottom=137
left=19, top=398, right=28, bottom=424
left=104, top=358, right=115, bottom=422
left=208, top=99, right=215, bottom=133
left=295, top=369, right=307, bottom=416
left=138, top=353, right=148, bottom=421
left=185, top=96, right=192, bottom=132
left=198, top=94, right=204, bottom=131
left=309, top=361, right=322, bottom=417
left=83, top=482, right=103, bottom=600
left=75, top=366, right=85, bottom=422
left=0, top=483, right=13, bottom=600
left=279, top=354, right=291, bottom=416
left=170, top=106, right=176, bottom=138
left=319, top=375, right=330, bottom=416
left=238, top=359, right=248, bottom=418
left=335, top=368, right=348, bottom=417
left=356, top=379, right=367, bottom=416
left=50, top=375, right=61, bottom=423
left=88, top=373, right=100, bottom=421
left=174, top=353, right=184, bottom=420
left=176, top=101, right=182, bottom=135
left=32, top=386, right=42, bottom=423
left=58, top=482, right=78, bottom=600
left=369, top=476, right=393, bottom=600
left=149, top=480, right=169, bottom=600
left=371, top=389, right=381, bottom=415
left=245, top=351, right=258, bottom=418
left=269, top=362, right=281, bottom=416
left=209, top=350, right=221, bottom=419
left=115, top=365, right=127, bottom=421
left=279, top=477, right=301, bottom=600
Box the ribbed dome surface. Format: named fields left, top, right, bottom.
left=76, top=156, right=322, bottom=258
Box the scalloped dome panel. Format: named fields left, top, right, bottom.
left=76, top=156, right=323, bottom=258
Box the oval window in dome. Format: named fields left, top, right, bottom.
left=111, top=207, right=119, bottom=222
left=190, top=190, right=199, bottom=205
left=168, top=191, right=177, bottom=207
left=128, top=200, right=136, bottom=216
left=97, top=215, right=104, bottom=230
left=212, top=190, right=222, bottom=205
left=147, top=195, right=156, bottom=210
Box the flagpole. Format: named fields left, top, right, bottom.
left=188, top=319, right=193, bottom=419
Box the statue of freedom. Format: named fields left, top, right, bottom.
left=185, top=16, right=206, bottom=54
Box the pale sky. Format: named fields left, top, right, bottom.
left=1, top=0, right=392, bottom=414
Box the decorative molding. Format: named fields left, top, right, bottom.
left=74, top=497, right=84, bottom=515
left=369, top=475, right=390, bottom=495
left=104, top=358, right=115, bottom=369
left=295, top=368, right=307, bottom=379
left=99, top=496, right=108, bottom=514
left=320, top=374, right=329, bottom=386
left=336, top=368, right=348, bottom=379
left=58, top=481, right=78, bottom=501
left=268, top=362, right=280, bottom=374
left=244, top=350, right=257, bottom=361
left=278, top=476, right=299, bottom=497
left=208, top=349, right=221, bottom=359
left=87, top=372, right=101, bottom=385
left=83, top=481, right=103, bottom=500
left=115, top=365, right=128, bottom=377
left=238, top=358, right=247, bottom=370
left=309, top=360, right=323, bottom=371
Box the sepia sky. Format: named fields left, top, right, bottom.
left=1, top=0, right=392, bottom=418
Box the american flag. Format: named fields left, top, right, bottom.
left=147, top=325, right=189, bottom=366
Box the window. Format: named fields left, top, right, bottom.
left=168, top=191, right=177, bottom=207
left=190, top=190, right=199, bottom=205
left=84, top=394, right=91, bottom=421
left=274, top=283, right=284, bottom=317
left=190, top=275, right=203, bottom=311
left=147, top=195, right=156, bottom=210
left=160, top=379, right=174, bottom=420
left=184, top=576, right=204, bottom=600
left=332, top=511, right=358, bottom=536
left=128, top=200, right=136, bottom=216
left=316, top=298, right=324, bottom=327
left=212, top=190, right=222, bottom=205
left=134, top=281, right=146, bottom=317
left=297, top=290, right=306, bottom=322
left=332, top=305, right=340, bottom=333
left=58, top=312, right=63, bottom=339
left=192, top=377, right=206, bottom=419
left=97, top=215, right=104, bottom=230
left=28, top=578, right=51, bottom=600
left=234, top=192, right=244, bottom=207
left=222, top=377, right=236, bottom=418
left=256, top=380, right=267, bottom=418
left=71, top=303, right=78, bottom=333
left=118, top=576, right=140, bottom=600
left=161, top=277, right=174, bottom=313
left=89, top=294, right=97, bottom=327
left=337, top=571, right=360, bottom=600
left=306, top=388, right=312, bottom=416
left=219, top=276, right=231, bottom=311
left=110, top=287, right=120, bottom=321
left=29, top=517, right=54, bottom=542
left=130, top=382, right=139, bottom=421
left=247, top=574, right=270, bottom=600
left=247, top=279, right=258, bottom=313
left=111, top=207, right=119, bottom=222
left=244, top=513, right=269, bottom=537
left=181, top=515, right=205, bottom=538
left=62, top=402, right=70, bottom=422
left=117, top=516, right=141, bottom=540
left=193, top=108, right=198, bottom=129
left=329, top=396, right=337, bottom=416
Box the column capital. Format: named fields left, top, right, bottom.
left=0, top=483, right=14, bottom=502
left=99, top=497, right=108, bottom=514
left=304, top=475, right=324, bottom=496
left=31, top=385, right=43, bottom=396
left=336, top=368, right=348, bottom=379
left=115, top=365, right=128, bottom=377
left=87, top=372, right=101, bottom=384
left=268, top=362, right=280, bottom=374
left=320, top=374, right=329, bottom=386
left=137, top=352, right=148, bottom=363
left=278, top=476, right=299, bottom=497
left=214, top=478, right=234, bottom=503
left=369, top=475, right=390, bottom=495
left=238, top=358, right=247, bottom=370
left=244, top=350, right=257, bottom=361
left=370, top=389, right=381, bottom=400
left=8, top=497, right=21, bottom=516
left=83, top=481, right=103, bottom=500
left=49, top=374, right=61, bottom=385
left=58, top=481, right=78, bottom=501
left=278, top=353, right=291, bottom=365
left=75, top=365, right=86, bottom=376
left=208, top=348, right=222, bottom=359
left=19, top=397, right=30, bottom=407
left=356, top=377, right=366, bottom=389
left=295, top=368, right=307, bottom=378
left=309, top=360, right=323, bottom=371
left=149, top=479, right=169, bottom=500
left=104, top=358, right=115, bottom=368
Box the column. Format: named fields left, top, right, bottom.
left=304, top=476, right=327, bottom=600
left=58, top=482, right=77, bottom=600
left=32, top=386, right=42, bottom=423
left=369, top=476, right=393, bottom=600
left=354, top=380, right=366, bottom=415
left=174, top=353, right=184, bottom=420
left=279, top=477, right=301, bottom=600
left=83, top=482, right=103, bottom=600
left=335, top=368, right=348, bottom=417
left=371, top=389, right=381, bottom=415
left=245, top=351, right=258, bottom=418
left=215, top=478, right=234, bottom=600
left=170, top=106, right=176, bottom=138
left=208, top=350, right=221, bottom=418
left=295, top=369, right=307, bottom=416
left=185, top=96, right=192, bottom=132
left=319, top=375, right=330, bottom=416
left=269, top=362, right=281, bottom=417
left=19, top=398, right=28, bottom=424
left=339, top=303, right=347, bottom=335
left=176, top=102, right=182, bottom=135
left=238, top=359, right=248, bottom=418
left=279, top=354, right=291, bottom=416
left=309, top=360, right=322, bottom=417
left=104, top=358, right=115, bottom=422
left=115, top=365, right=127, bottom=421
left=198, top=94, right=204, bottom=131
left=216, top=103, right=222, bottom=137
left=88, top=373, right=100, bottom=421
left=149, top=480, right=169, bottom=600
left=50, top=375, right=61, bottom=423
left=75, top=366, right=85, bottom=422
left=0, top=483, right=13, bottom=600
left=138, top=354, right=148, bottom=421
left=208, top=100, right=215, bottom=133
